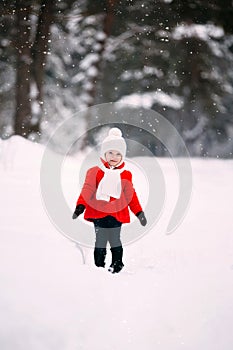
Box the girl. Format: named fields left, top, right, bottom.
left=72, top=127, right=147, bottom=273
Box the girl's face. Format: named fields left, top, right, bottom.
left=105, top=150, right=122, bottom=167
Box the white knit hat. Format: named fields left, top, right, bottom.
left=100, top=127, right=127, bottom=160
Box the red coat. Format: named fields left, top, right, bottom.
left=76, top=161, right=142, bottom=223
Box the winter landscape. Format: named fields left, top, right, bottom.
left=1, top=1, right=233, bottom=349
left=0, top=136, right=233, bottom=350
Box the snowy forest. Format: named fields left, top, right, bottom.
left=1, top=0, right=233, bottom=157
left=1, top=2, right=233, bottom=349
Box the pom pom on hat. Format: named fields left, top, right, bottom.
left=108, top=127, right=122, bottom=137
left=100, top=127, right=127, bottom=160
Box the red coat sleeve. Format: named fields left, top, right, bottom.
left=76, top=167, right=97, bottom=207
left=123, top=171, right=142, bottom=215
left=76, top=167, right=108, bottom=209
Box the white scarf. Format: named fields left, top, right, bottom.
left=96, top=163, right=125, bottom=202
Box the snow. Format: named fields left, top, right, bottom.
left=30, top=82, right=39, bottom=99
left=173, top=24, right=224, bottom=41
left=0, top=62, right=15, bottom=94
left=119, top=91, right=184, bottom=109
left=0, top=136, right=233, bottom=350
left=86, top=66, right=98, bottom=77
left=79, top=53, right=100, bottom=70
left=121, top=67, right=164, bottom=81
left=183, top=117, right=208, bottom=141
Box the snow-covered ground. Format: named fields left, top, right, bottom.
left=0, top=136, right=233, bottom=350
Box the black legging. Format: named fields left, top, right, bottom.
left=93, top=216, right=122, bottom=249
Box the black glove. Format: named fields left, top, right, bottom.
left=136, top=211, right=147, bottom=226
left=72, top=204, right=85, bottom=219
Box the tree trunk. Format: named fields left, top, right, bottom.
left=14, top=1, right=32, bottom=136
left=31, top=0, right=55, bottom=126
left=14, top=0, right=55, bottom=139
left=81, top=0, right=118, bottom=149
left=87, top=0, right=118, bottom=106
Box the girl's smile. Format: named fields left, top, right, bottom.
left=105, top=150, right=122, bottom=167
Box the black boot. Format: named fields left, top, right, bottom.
left=108, top=246, right=124, bottom=273
left=94, top=248, right=106, bottom=267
